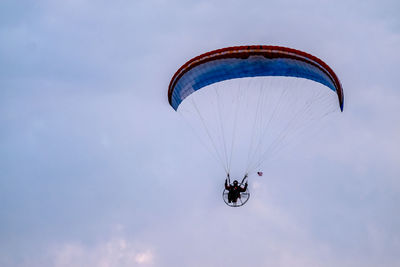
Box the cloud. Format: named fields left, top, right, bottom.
left=50, top=238, right=154, bottom=267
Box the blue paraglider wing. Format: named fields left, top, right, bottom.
left=168, top=46, right=343, bottom=111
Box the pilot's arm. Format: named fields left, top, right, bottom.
left=225, top=179, right=230, bottom=190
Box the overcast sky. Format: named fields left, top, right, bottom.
left=1, top=0, right=399, bottom=266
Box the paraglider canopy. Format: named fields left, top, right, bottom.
left=168, top=45, right=343, bottom=111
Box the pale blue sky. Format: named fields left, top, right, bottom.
left=1, top=0, right=399, bottom=266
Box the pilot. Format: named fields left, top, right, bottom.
left=225, top=178, right=248, bottom=203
